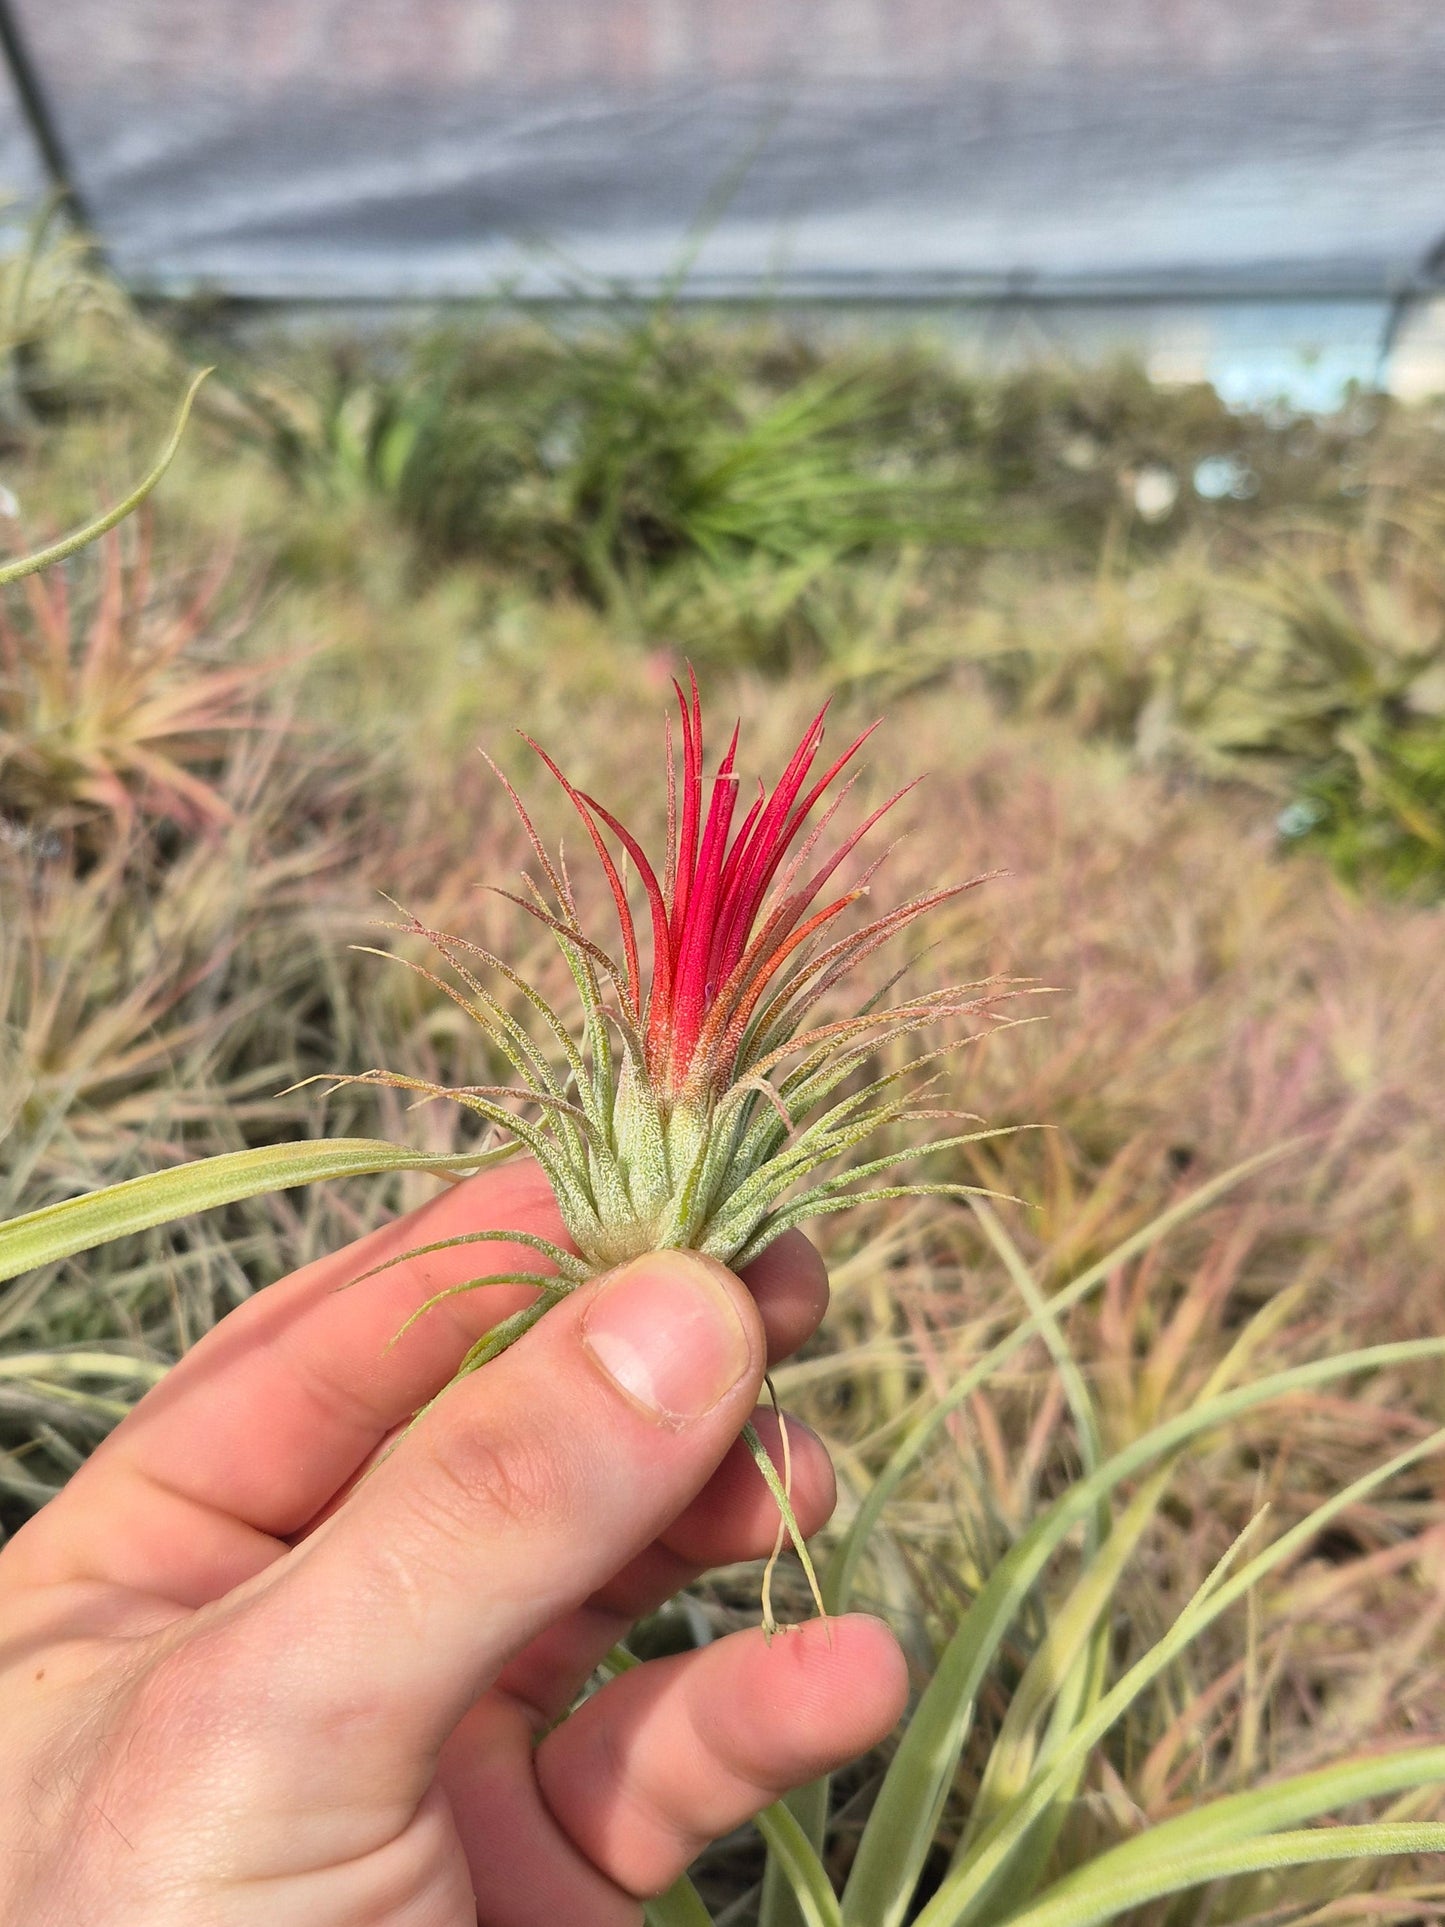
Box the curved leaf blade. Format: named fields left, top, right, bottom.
left=0, top=368, right=211, bottom=585
left=0, top=1138, right=515, bottom=1284
left=1001, top=1821, right=1445, bottom=1927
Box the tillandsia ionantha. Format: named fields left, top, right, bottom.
left=345, top=674, right=1019, bottom=1620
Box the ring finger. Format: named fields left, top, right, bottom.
left=490, top=1405, right=836, bottom=1727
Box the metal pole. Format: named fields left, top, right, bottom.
left=0, top=0, right=101, bottom=241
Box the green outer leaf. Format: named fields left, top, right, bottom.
left=0, top=1350, right=168, bottom=1384
left=0, top=1138, right=515, bottom=1284
left=968, top=1198, right=1103, bottom=1478
left=839, top=1655, right=975, bottom=1927
left=1025, top=1743, right=1445, bottom=1909
left=1000, top=1822, right=1445, bottom=1927
left=978, top=1612, right=1109, bottom=1925
left=754, top=1802, right=845, bottom=1927
left=978, top=1278, right=1316, bottom=1920
left=760, top=1784, right=831, bottom=1927
left=947, top=1469, right=1174, bottom=1900
left=0, top=368, right=211, bottom=585
left=824, top=1142, right=1301, bottom=1618
left=923, top=1198, right=1116, bottom=1920
left=916, top=1422, right=1445, bottom=1927
left=347, top=1227, right=589, bottom=1293
left=842, top=1179, right=1117, bottom=1927
left=763, top=1145, right=1300, bottom=1927
left=388, top=1273, right=568, bottom=1348
left=0, top=1378, right=131, bottom=1418
left=643, top=1877, right=716, bottom=1927
left=846, top=1343, right=1445, bottom=1927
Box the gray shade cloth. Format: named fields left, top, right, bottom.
left=4, top=0, right=1444, bottom=302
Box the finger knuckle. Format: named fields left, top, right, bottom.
left=415, top=1414, right=579, bottom=1545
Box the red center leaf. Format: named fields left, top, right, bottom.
left=529, top=670, right=917, bottom=1100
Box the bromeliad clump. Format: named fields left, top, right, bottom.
left=351, top=678, right=1012, bottom=1608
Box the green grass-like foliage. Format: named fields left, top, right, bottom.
left=0, top=364, right=516, bottom=1372
left=1282, top=724, right=1445, bottom=894
left=648, top=1155, right=1445, bottom=1927
left=393, top=319, right=988, bottom=622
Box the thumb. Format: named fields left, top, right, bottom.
left=234, top=1250, right=767, bottom=1785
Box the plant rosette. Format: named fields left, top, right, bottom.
left=338, top=676, right=1023, bottom=1619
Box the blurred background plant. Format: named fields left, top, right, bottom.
left=0, top=516, right=275, bottom=846
left=5, top=229, right=1445, bottom=1922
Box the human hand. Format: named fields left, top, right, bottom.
left=0, top=1160, right=906, bottom=1925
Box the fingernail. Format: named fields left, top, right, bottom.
left=582, top=1254, right=753, bottom=1423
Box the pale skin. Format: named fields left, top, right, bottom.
left=0, top=1161, right=907, bottom=1925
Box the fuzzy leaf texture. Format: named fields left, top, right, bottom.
left=355, top=676, right=1018, bottom=1350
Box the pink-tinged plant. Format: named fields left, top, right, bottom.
left=353, top=676, right=1015, bottom=1394
left=0, top=520, right=270, bottom=842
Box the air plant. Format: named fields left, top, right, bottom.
left=343, top=676, right=1018, bottom=1615
left=0, top=515, right=273, bottom=843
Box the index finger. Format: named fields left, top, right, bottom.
left=5, top=1161, right=829, bottom=1607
